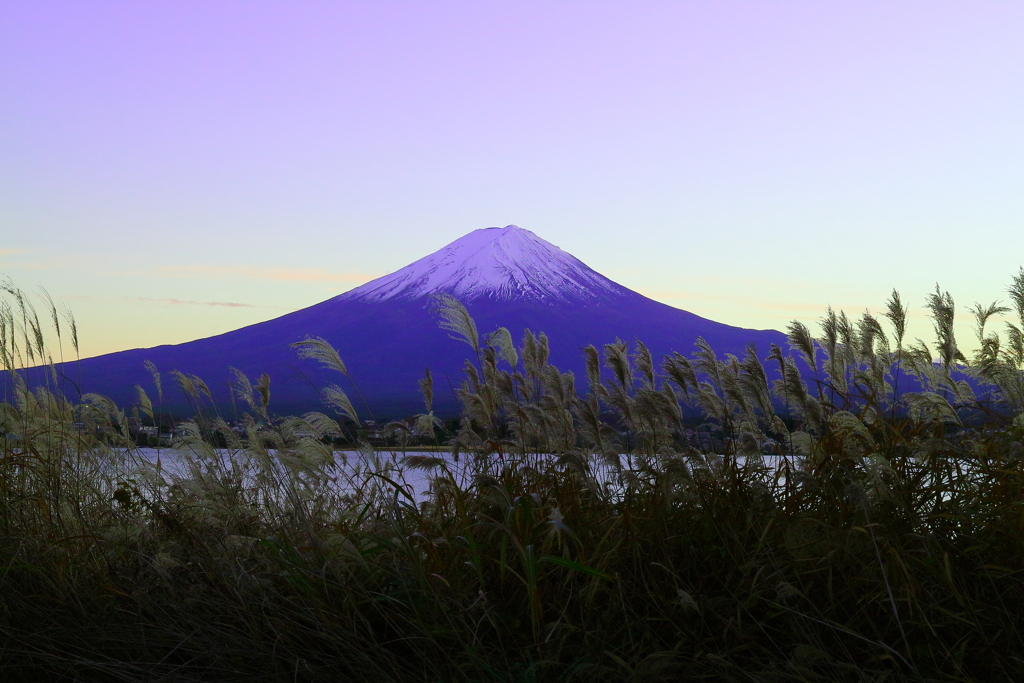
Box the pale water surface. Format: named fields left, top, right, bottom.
left=109, top=447, right=799, bottom=504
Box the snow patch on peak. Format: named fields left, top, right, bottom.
left=340, top=225, right=629, bottom=304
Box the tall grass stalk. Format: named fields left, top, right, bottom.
left=1, top=274, right=1023, bottom=682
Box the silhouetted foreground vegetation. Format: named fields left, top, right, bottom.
left=2, top=275, right=1024, bottom=682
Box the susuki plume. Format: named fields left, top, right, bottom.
left=1008, top=266, right=1024, bottom=326
left=291, top=336, right=348, bottom=376
left=419, top=367, right=434, bottom=413
left=322, top=383, right=358, bottom=423
left=486, top=326, right=518, bottom=369
left=926, top=284, right=962, bottom=368
left=230, top=367, right=256, bottom=411
left=786, top=320, right=817, bottom=373
left=134, top=384, right=153, bottom=419
left=144, top=360, right=162, bottom=403
left=433, top=293, right=479, bottom=356
left=884, top=289, right=908, bottom=348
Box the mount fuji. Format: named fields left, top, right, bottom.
left=15, top=226, right=788, bottom=416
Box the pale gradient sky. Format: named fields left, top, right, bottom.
left=2, top=1, right=1022, bottom=361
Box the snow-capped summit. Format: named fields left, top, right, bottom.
left=340, top=225, right=628, bottom=304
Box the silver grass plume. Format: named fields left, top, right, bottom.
left=572, top=381, right=616, bottom=461
left=219, top=417, right=245, bottom=450
left=820, top=307, right=847, bottom=396
left=854, top=312, right=891, bottom=402
left=904, top=339, right=934, bottom=383
left=230, top=367, right=256, bottom=412
left=926, top=284, right=962, bottom=368
left=773, top=356, right=820, bottom=431
left=144, top=360, right=162, bottom=403
left=403, top=454, right=446, bottom=471
left=433, top=293, right=479, bottom=356
left=904, top=391, right=961, bottom=425
left=541, top=364, right=575, bottom=410
left=486, top=327, right=518, bottom=369
left=636, top=380, right=681, bottom=430
left=1004, top=324, right=1024, bottom=368
left=692, top=337, right=724, bottom=390
left=462, top=359, right=481, bottom=395
left=28, top=306, right=44, bottom=367
left=660, top=381, right=683, bottom=423
left=767, top=343, right=786, bottom=378
left=973, top=334, right=1004, bottom=381
left=583, top=344, right=602, bottom=394
left=171, top=370, right=200, bottom=402
left=909, top=335, right=933, bottom=362
left=134, top=384, right=154, bottom=419
left=738, top=344, right=774, bottom=420
left=256, top=373, right=271, bottom=413
left=522, top=330, right=539, bottom=380
left=663, top=352, right=697, bottom=402
left=0, top=303, right=10, bottom=372
left=721, top=353, right=752, bottom=418
left=7, top=283, right=47, bottom=368
left=82, top=392, right=131, bottom=444
left=603, top=340, right=635, bottom=427
left=787, top=320, right=817, bottom=374
left=604, top=339, right=631, bottom=390
left=419, top=367, right=434, bottom=413
left=190, top=374, right=212, bottom=402
left=633, top=340, right=655, bottom=390
left=300, top=411, right=342, bottom=439
left=969, top=301, right=1010, bottom=346
left=291, top=336, right=348, bottom=376
left=1008, top=266, right=1024, bottom=329
left=827, top=410, right=875, bottom=454
left=968, top=301, right=1010, bottom=377
left=884, top=289, right=909, bottom=411
left=38, top=287, right=60, bottom=350
left=18, top=295, right=36, bottom=368
left=414, top=412, right=442, bottom=438
left=695, top=381, right=728, bottom=427
left=884, top=289, right=909, bottom=349
left=839, top=310, right=857, bottom=372
left=857, top=311, right=887, bottom=364
left=61, top=305, right=78, bottom=358
left=1, top=281, right=32, bottom=367
left=322, top=383, right=358, bottom=423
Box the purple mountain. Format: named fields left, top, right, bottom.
left=17, top=226, right=789, bottom=416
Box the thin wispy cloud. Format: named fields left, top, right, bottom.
left=135, top=297, right=257, bottom=308
left=159, top=264, right=380, bottom=283
left=0, top=253, right=80, bottom=271
left=63, top=295, right=285, bottom=310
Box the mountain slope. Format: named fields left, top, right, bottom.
left=7, top=226, right=788, bottom=417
